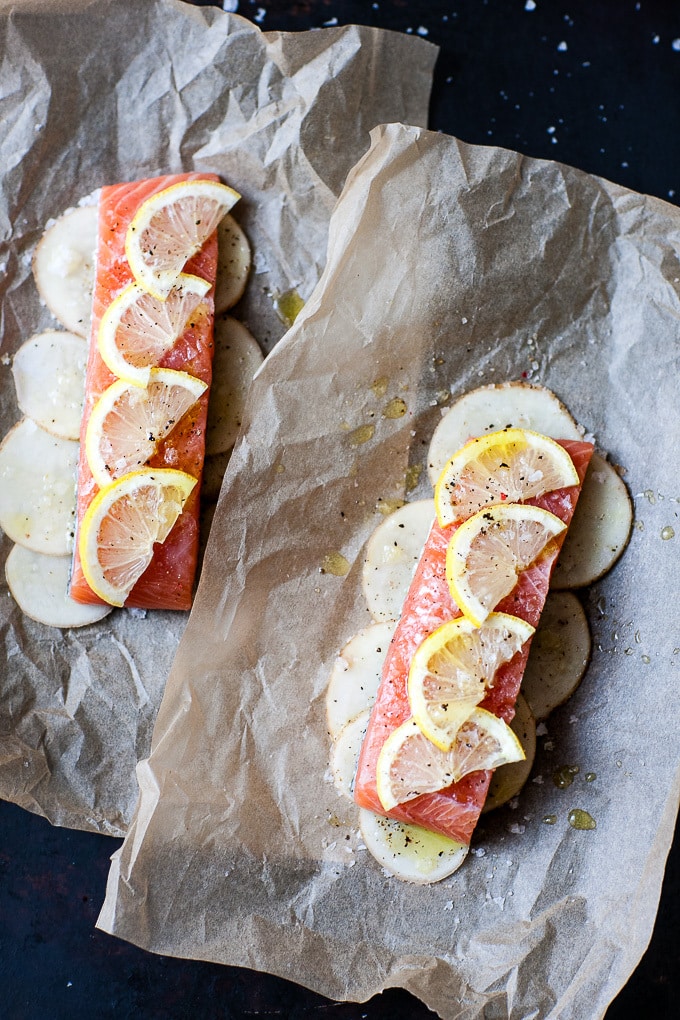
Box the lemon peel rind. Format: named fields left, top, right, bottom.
left=408, top=612, right=535, bottom=751
left=125, top=180, right=240, bottom=300
left=445, top=503, right=567, bottom=627
left=97, top=273, right=211, bottom=387
left=376, top=709, right=525, bottom=812
left=84, top=369, right=207, bottom=489
left=435, top=427, right=580, bottom=528
left=78, top=468, right=197, bottom=607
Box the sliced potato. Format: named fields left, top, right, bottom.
left=32, top=205, right=97, bottom=338
left=362, top=499, right=435, bottom=623
left=326, top=622, right=394, bottom=738
left=329, top=709, right=369, bottom=799
left=427, top=382, right=582, bottom=486
left=205, top=315, right=263, bottom=456
left=12, top=330, right=86, bottom=440
left=5, top=545, right=111, bottom=628
left=359, top=808, right=468, bottom=884
left=215, top=214, right=252, bottom=313
left=482, top=694, right=536, bottom=812
left=552, top=453, right=632, bottom=589
left=521, top=591, right=591, bottom=721
left=0, top=418, right=77, bottom=555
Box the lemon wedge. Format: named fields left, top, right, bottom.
left=78, top=468, right=197, bottom=606
left=435, top=427, right=579, bottom=527
left=85, top=369, right=207, bottom=490
left=375, top=710, right=525, bottom=812
left=98, top=273, right=211, bottom=386
left=408, top=613, right=534, bottom=751
left=446, top=503, right=566, bottom=627
left=125, top=180, right=240, bottom=300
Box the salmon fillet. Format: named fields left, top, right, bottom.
left=69, top=173, right=218, bottom=610
left=354, top=439, right=594, bottom=845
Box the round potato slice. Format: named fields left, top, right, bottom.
left=326, top=622, right=394, bottom=738
left=482, top=694, right=536, bottom=812
left=215, top=214, right=252, bottom=313
left=32, top=205, right=97, bottom=338
left=329, top=709, right=370, bottom=799
left=12, top=330, right=86, bottom=440
left=206, top=315, right=264, bottom=456
left=0, top=418, right=77, bottom=555
left=362, top=499, right=435, bottom=623
left=359, top=808, right=468, bottom=884
left=552, top=453, right=632, bottom=589
left=521, top=591, right=591, bottom=721
left=427, top=382, right=582, bottom=486
left=5, top=545, right=111, bottom=628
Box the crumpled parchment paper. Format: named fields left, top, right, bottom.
left=99, top=125, right=680, bottom=1019
left=0, top=0, right=436, bottom=835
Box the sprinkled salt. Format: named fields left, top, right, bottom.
left=323, top=17, right=338, bottom=26
left=673, top=39, right=680, bottom=51
left=416, top=26, right=429, bottom=36
left=557, top=41, right=568, bottom=51
left=508, top=823, right=526, bottom=834
left=253, top=7, right=265, bottom=23
left=221, top=0, right=238, bottom=11
left=525, top=0, right=536, bottom=10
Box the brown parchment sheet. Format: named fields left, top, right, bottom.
left=98, top=125, right=680, bottom=1018
left=0, top=0, right=436, bottom=835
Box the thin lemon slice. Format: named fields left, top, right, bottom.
left=446, top=504, right=566, bottom=627
left=408, top=613, right=535, bottom=751
left=376, top=710, right=525, bottom=811
left=85, top=369, right=207, bottom=489
left=435, top=427, right=579, bottom=527
left=78, top=468, right=197, bottom=606
left=98, top=273, right=211, bottom=386
left=125, top=180, right=240, bottom=299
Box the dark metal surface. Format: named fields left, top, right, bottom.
left=2, top=1, right=679, bottom=1017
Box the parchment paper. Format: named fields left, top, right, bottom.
left=0, top=0, right=436, bottom=835
left=99, top=125, right=680, bottom=1018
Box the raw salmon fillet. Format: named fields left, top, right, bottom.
left=354, top=439, right=594, bottom=845
left=69, top=173, right=219, bottom=610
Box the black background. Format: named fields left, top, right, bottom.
left=2, top=1, right=679, bottom=1017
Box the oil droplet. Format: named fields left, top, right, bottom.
left=542, top=814, right=557, bottom=825
left=376, top=497, right=406, bottom=516
left=568, top=808, right=596, bottom=830
left=274, top=463, right=285, bottom=474
left=404, top=464, right=422, bottom=493
left=371, top=377, right=388, bottom=398
left=320, top=552, right=350, bottom=576
left=348, top=424, right=375, bottom=447
left=273, top=287, right=305, bottom=327
left=383, top=397, right=407, bottom=419
left=643, top=489, right=656, bottom=504
left=585, top=772, right=597, bottom=782
left=641, top=654, right=650, bottom=664
left=552, top=764, right=580, bottom=789
left=661, top=526, right=675, bottom=540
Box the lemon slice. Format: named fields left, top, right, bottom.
left=435, top=427, right=579, bottom=527
left=408, top=613, right=535, bottom=751
left=376, top=710, right=525, bottom=812
left=446, top=504, right=566, bottom=627
left=78, top=468, right=197, bottom=606
left=125, top=180, right=240, bottom=299
left=98, top=273, right=211, bottom=386
left=85, top=369, right=207, bottom=489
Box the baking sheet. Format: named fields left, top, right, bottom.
left=99, top=124, right=680, bottom=1018
left=0, top=0, right=436, bottom=835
